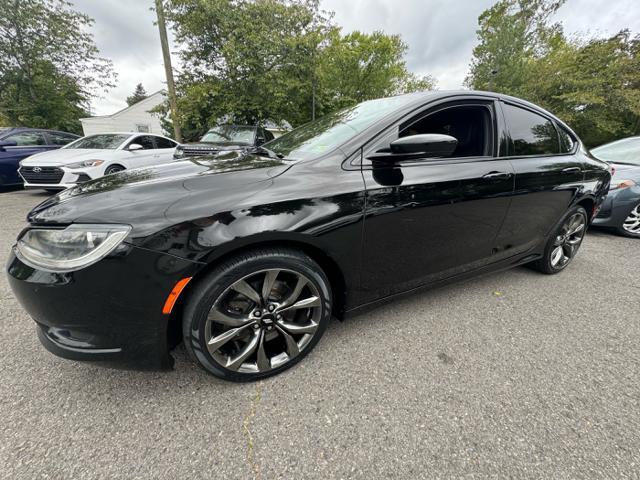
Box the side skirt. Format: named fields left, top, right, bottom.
left=342, top=252, right=541, bottom=319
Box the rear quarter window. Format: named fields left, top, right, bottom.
left=557, top=125, right=576, bottom=154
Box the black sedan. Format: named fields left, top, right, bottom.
left=7, top=91, right=611, bottom=382
left=591, top=137, right=640, bottom=238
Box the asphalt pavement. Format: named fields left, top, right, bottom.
left=1, top=188, right=638, bottom=479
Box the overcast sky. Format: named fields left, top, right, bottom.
left=71, top=0, right=640, bottom=116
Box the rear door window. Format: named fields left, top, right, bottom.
left=502, top=103, right=559, bottom=156
left=154, top=137, right=177, bottom=149
left=5, top=131, right=47, bottom=146
left=47, top=132, right=77, bottom=146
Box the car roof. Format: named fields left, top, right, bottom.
left=0, top=127, right=79, bottom=135
left=82, top=132, right=174, bottom=139
left=209, top=125, right=258, bottom=130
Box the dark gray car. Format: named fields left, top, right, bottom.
left=591, top=137, right=640, bottom=238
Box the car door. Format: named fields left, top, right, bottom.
left=124, top=135, right=159, bottom=167
left=150, top=136, right=178, bottom=164
left=359, top=98, right=515, bottom=301
left=493, top=102, right=584, bottom=255
left=0, top=131, right=49, bottom=185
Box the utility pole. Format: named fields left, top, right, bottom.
left=312, top=77, right=316, bottom=121
left=155, top=0, right=182, bottom=142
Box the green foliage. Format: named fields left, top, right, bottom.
left=466, top=0, right=640, bottom=147
left=126, top=83, right=148, bottom=106
left=317, top=30, right=435, bottom=114
left=0, top=0, right=115, bottom=133
left=165, top=0, right=434, bottom=137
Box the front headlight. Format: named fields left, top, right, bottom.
left=173, top=148, right=185, bottom=159
left=15, top=224, right=131, bottom=272
left=67, top=160, right=105, bottom=169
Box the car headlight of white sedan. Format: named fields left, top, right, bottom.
left=15, top=224, right=131, bottom=272
left=66, top=160, right=105, bottom=169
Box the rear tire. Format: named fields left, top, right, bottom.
left=182, top=248, right=332, bottom=382
left=530, top=205, right=588, bottom=274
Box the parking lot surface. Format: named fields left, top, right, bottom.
left=1, top=188, right=639, bottom=479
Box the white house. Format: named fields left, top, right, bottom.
left=80, top=91, right=166, bottom=136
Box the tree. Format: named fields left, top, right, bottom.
left=126, top=83, right=148, bottom=106
left=466, top=0, right=565, bottom=95
left=317, top=30, right=435, bottom=114
left=0, top=0, right=115, bottom=133
left=466, top=0, right=640, bottom=146
left=165, top=0, right=434, bottom=138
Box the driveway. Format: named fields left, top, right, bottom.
left=1, top=189, right=638, bottom=479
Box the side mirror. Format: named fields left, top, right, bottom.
left=128, top=143, right=143, bottom=151
left=368, top=134, right=458, bottom=162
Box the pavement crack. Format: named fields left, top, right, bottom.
left=242, top=382, right=263, bottom=480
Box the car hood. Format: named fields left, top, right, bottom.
left=21, top=149, right=115, bottom=165
left=27, top=151, right=292, bottom=238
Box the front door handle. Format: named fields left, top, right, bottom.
left=562, top=167, right=581, bottom=173
left=483, top=171, right=513, bottom=180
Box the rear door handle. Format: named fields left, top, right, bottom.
left=483, top=171, right=513, bottom=180
left=562, top=167, right=581, bottom=173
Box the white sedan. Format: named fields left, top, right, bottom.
left=19, top=133, right=178, bottom=191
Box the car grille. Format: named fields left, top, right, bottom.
left=181, top=147, right=222, bottom=157
left=20, top=166, right=64, bottom=184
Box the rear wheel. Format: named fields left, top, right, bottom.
left=617, top=203, right=640, bottom=238
left=530, top=205, right=588, bottom=274
left=182, top=248, right=332, bottom=382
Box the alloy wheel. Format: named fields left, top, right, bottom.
left=622, top=204, right=640, bottom=235
left=550, top=212, right=587, bottom=268
left=204, top=269, right=322, bottom=374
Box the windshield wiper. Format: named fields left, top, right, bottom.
left=250, top=145, right=284, bottom=159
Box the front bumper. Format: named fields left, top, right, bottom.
left=7, top=244, right=201, bottom=370
left=19, top=165, right=95, bottom=190
left=592, top=186, right=640, bottom=228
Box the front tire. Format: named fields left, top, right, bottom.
left=182, top=248, right=332, bottom=382
left=530, top=205, right=588, bottom=274
left=617, top=203, right=640, bottom=238
left=104, top=165, right=125, bottom=175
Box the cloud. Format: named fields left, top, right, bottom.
left=75, top=0, right=640, bottom=114
left=71, top=0, right=168, bottom=115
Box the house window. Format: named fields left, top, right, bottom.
left=136, top=124, right=150, bottom=133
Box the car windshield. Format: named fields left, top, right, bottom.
left=65, top=134, right=130, bottom=150
left=265, top=94, right=423, bottom=160
left=201, top=126, right=257, bottom=144
left=591, top=137, right=640, bottom=166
